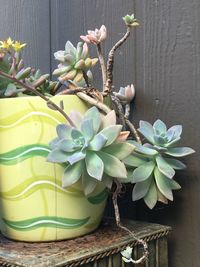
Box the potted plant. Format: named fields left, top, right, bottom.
left=0, top=14, right=194, bottom=264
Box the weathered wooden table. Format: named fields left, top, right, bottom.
left=0, top=219, right=171, bottom=267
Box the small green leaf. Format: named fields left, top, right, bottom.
left=82, top=168, right=98, bottom=195
left=154, top=167, right=173, bottom=201
left=102, top=142, right=134, bottom=160
left=99, top=125, right=122, bottom=146
left=67, top=151, right=86, bottom=165
left=156, top=155, right=175, bottom=179
left=56, top=124, right=71, bottom=139
left=138, top=120, right=155, bottom=144
left=131, top=141, right=158, bottom=156
left=132, top=161, right=155, bottom=183
left=123, top=153, right=148, bottom=167
left=62, top=161, right=84, bottom=187
left=81, top=119, right=94, bottom=141
left=163, top=158, right=186, bottom=170
left=132, top=178, right=152, bottom=201
left=85, top=151, right=104, bottom=181
left=144, top=180, right=158, bottom=209
left=153, top=120, right=167, bottom=134
left=83, top=107, right=101, bottom=133
left=97, top=151, right=127, bottom=178
left=89, top=134, right=107, bottom=151
left=47, top=148, right=69, bottom=163
left=165, top=147, right=195, bottom=157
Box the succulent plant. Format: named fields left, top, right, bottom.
left=122, top=14, right=140, bottom=27
left=53, top=41, right=98, bottom=86
left=123, top=120, right=195, bottom=209
left=80, top=25, right=107, bottom=44
left=0, top=38, right=58, bottom=97
left=47, top=106, right=135, bottom=195
left=114, top=84, right=135, bottom=105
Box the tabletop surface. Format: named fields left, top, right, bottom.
left=0, top=218, right=171, bottom=267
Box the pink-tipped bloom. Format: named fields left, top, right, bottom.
left=80, top=25, right=107, bottom=45
left=114, top=84, right=135, bottom=105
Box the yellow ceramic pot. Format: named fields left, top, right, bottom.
left=0, top=95, right=107, bottom=242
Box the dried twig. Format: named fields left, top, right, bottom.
left=96, top=43, right=107, bottom=90
left=0, top=70, right=75, bottom=127
left=104, top=26, right=131, bottom=94
left=112, top=179, right=148, bottom=265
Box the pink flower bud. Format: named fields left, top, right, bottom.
left=80, top=25, right=107, bottom=45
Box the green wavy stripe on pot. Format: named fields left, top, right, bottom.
left=0, top=144, right=50, bottom=165
left=0, top=110, right=62, bottom=129
left=87, top=188, right=108, bottom=204
left=3, top=216, right=90, bottom=231
left=0, top=176, right=84, bottom=200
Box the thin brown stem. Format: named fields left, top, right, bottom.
left=0, top=70, right=75, bottom=127
left=104, top=26, right=131, bottom=94
left=112, top=179, right=148, bottom=265
left=96, top=43, right=107, bottom=90
left=125, top=118, right=142, bottom=144
left=82, top=70, right=90, bottom=87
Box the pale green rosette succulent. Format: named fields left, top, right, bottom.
left=53, top=41, right=98, bottom=86
left=47, top=107, right=135, bottom=195
left=124, top=120, right=195, bottom=209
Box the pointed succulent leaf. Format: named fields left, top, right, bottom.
left=166, top=125, right=182, bottom=142
left=62, top=161, right=84, bottom=187
left=163, top=158, right=186, bottom=170
left=69, top=111, right=83, bottom=129
left=83, top=107, right=101, bottom=133
left=53, top=66, right=72, bottom=76
left=123, top=153, right=148, bottom=167
left=132, top=161, right=155, bottom=183
left=97, top=151, right=127, bottom=178
left=82, top=168, right=98, bottom=195
left=56, top=124, right=71, bottom=139
left=138, top=120, right=155, bottom=144
left=65, top=41, right=76, bottom=56
left=47, top=148, right=69, bottom=163
left=58, top=139, right=80, bottom=152
left=132, top=178, right=152, bottom=201
left=169, top=179, right=181, bottom=190
left=102, top=142, right=135, bottom=160
left=165, top=147, right=195, bottom=157
left=153, top=120, right=167, bottom=134
left=165, top=137, right=181, bottom=147
left=144, top=180, right=158, bottom=209
left=81, top=119, right=94, bottom=141
left=131, top=141, right=158, bottom=156
left=154, top=167, right=173, bottom=201
left=155, top=155, right=175, bottom=179
left=154, top=135, right=167, bottom=145
left=76, top=42, right=83, bottom=60
left=99, top=125, right=122, bottom=147
left=101, top=110, right=116, bottom=129
left=49, top=137, right=60, bottom=150
left=85, top=151, right=104, bottom=181
left=71, top=128, right=83, bottom=139
left=89, top=134, right=107, bottom=151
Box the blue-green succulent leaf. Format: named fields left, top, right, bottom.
left=58, top=139, right=80, bottom=152
left=69, top=111, right=83, bottom=129
left=154, top=135, right=167, bottom=145
left=102, top=142, right=134, bottom=160
left=138, top=121, right=155, bottom=144
left=47, top=148, right=69, bottom=163
left=81, top=119, right=94, bottom=141
left=56, top=124, right=71, bottom=139
left=49, top=137, right=60, bottom=150
left=163, top=158, right=186, bottom=170
left=132, top=177, right=152, bottom=201
left=166, top=125, right=182, bottom=141
left=71, top=128, right=83, bottom=139
left=99, top=125, right=122, bottom=146
left=65, top=41, right=76, bottom=56
left=131, top=141, right=158, bottom=156
left=89, top=134, right=107, bottom=151
left=67, top=151, right=86, bottom=165
left=132, top=161, right=155, bottom=183
left=85, top=151, right=104, bottom=181
left=82, top=167, right=98, bottom=195
left=83, top=107, right=101, bottom=133
left=123, top=153, right=148, bottom=167
left=165, top=137, right=181, bottom=147
left=169, top=179, right=181, bottom=190
left=155, top=155, right=175, bottom=179
left=154, top=167, right=173, bottom=201
left=165, top=147, right=195, bottom=157
left=153, top=120, right=167, bottom=134
left=62, top=161, right=84, bottom=187
left=97, top=151, right=127, bottom=178
left=144, top=180, right=157, bottom=209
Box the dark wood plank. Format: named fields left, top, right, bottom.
left=0, top=0, right=50, bottom=73
left=134, top=1, right=200, bottom=267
